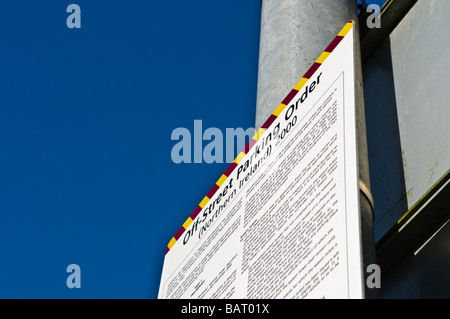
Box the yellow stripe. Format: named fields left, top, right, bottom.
left=216, top=174, right=228, bottom=187
left=167, top=237, right=177, bottom=250
left=234, top=152, right=246, bottom=164
left=293, top=77, right=308, bottom=91
left=316, top=51, right=331, bottom=64
left=337, top=22, right=353, bottom=37
left=398, top=210, right=411, bottom=225
left=199, top=196, right=209, bottom=208
left=272, top=103, right=286, bottom=117
left=252, top=128, right=266, bottom=141
left=183, top=217, right=193, bottom=229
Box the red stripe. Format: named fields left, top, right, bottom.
left=165, top=247, right=170, bottom=254
left=281, top=89, right=299, bottom=106
left=174, top=226, right=185, bottom=240
left=190, top=206, right=202, bottom=220
left=325, top=35, right=343, bottom=53
left=206, top=184, right=219, bottom=199
left=224, top=162, right=237, bottom=177
left=303, top=62, right=322, bottom=79
left=244, top=138, right=257, bottom=153
left=261, top=114, right=277, bottom=130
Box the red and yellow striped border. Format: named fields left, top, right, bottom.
left=165, top=21, right=354, bottom=255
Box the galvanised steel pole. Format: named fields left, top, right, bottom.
left=255, top=0, right=377, bottom=298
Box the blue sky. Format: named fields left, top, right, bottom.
left=0, top=1, right=385, bottom=298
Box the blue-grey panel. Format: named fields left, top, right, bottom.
left=389, top=0, right=450, bottom=208
left=362, top=0, right=450, bottom=242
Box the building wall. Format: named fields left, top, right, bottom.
left=363, top=0, right=450, bottom=242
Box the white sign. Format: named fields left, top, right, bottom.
left=159, top=22, right=364, bottom=299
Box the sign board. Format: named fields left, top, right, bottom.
left=158, top=21, right=364, bottom=299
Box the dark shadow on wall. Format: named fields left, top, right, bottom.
left=381, top=218, right=450, bottom=298
left=362, top=37, right=408, bottom=243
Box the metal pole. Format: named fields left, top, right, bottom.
left=256, top=0, right=377, bottom=298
